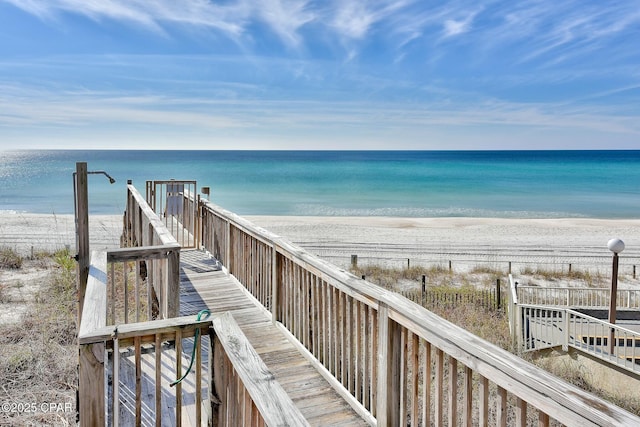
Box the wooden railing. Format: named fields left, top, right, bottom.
left=145, top=180, right=199, bottom=248
left=518, top=304, right=640, bottom=373
left=211, top=312, right=309, bottom=426
left=517, top=285, right=640, bottom=310
left=78, top=253, right=306, bottom=426
left=123, top=182, right=181, bottom=318
left=79, top=183, right=307, bottom=426
left=199, top=199, right=640, bottom=426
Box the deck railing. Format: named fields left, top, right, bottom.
left=123, top=182, right=181, bottom=318
left=211, top=312, right=309, bottom=426
left=519, top=304, right=640, bottom=373
left=517, top=285, right=640, bottom=309
left=79, top=183, right=307, bottom=426
left=199, top=198, right=640, bottom=426
left=145, top=180, right=199, bottom=248
left=78, top=252, right=306, bottom=426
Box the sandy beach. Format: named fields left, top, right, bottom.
left=1, top=212, right=638, bottom=272
left=0, top=213, right=122, bottom=256
left=2, top=212, right=639, bottom=323
left=247, top=216, right=640, bottom=273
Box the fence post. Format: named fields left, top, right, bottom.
left=449, top=260, right=452, bottom=272
left=496, top=279, right=501, bottom=310
left=407, top=258, right=410, bottom=269
left=422, top=275, right=426, bottom=303
left=508, top=262, right=512, bottom=274
left=376, top=302, right=401, bottom=426
left=351, top=255, right=358, bottom=268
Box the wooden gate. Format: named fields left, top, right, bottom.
left=146, top=180, right=199, bottom=248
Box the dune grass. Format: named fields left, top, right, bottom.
left=351, top=262, right=640, bottom=416
left=0, top=248, right=77, bottom=426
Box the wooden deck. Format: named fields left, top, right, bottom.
left=119, top=248, right=367, bottom=426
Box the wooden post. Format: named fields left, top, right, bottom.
left=226, top=222, right=233, bottom=274
left=271, top=247, right=280, bottom=324
left=407, top=258, right=410, bottom=269
left=351, top=255, right=358, bottom=268
left=421, top=275, right=426, bottom=303
left=449, top=260, right=452, bottom=272
left=634, top=265, right=636, bottom=280
left=209, top=327, right=223, bottom=427
left=166, top=249, right=180, bottom=318
left=508, top=261, right=512, bottom=274
left=496, top=278, right=501, bottom=310
left=568, top=263, right=572, bottom=274
left=78, top=343, right=105, bottom=426
left=376, top=302, right=401, bottom=426
left=76, top=162, right=89, bottom=326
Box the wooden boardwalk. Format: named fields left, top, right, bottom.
left=150, top=248, right=368, bottom=426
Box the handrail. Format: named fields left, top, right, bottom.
left=198, top=197, right=640, bottom=426
left=519, top=303, right=640, bottom=374
left=211, top=312, right=310, bottom=426
left=517, top=285, right=640, bottom=309
left=123, top=183, right=181, bottom=319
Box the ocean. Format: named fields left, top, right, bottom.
left=1, top=150, right=639, bottom=219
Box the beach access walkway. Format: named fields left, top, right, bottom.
left=103, top=249, right=366, bottom=426
left=76, top=176, right=640, bottom=426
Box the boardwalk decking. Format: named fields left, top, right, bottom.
left=180, top=249, right=367, bottom=426
left=119, top=249, right=367, bottom=426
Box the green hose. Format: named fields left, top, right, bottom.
left=170, top=309, right=211, bottom=387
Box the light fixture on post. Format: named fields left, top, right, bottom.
left=607, top=238, right=625, bottom=354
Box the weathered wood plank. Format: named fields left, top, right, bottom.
left=78, top=251, right=108, bottom=339
left=79, top=342, right=105, bottom=426
left=79, top=315, right=212, bottom=344
left=211, top=312, right=310, bottom=427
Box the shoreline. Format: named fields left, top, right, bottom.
left=1, top=212, right=638, bottom=266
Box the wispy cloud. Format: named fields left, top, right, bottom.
left=3, top=0, right=638, bottom=66
left=255, top=0, right=315, bottom=47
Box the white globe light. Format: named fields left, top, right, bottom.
left=607, top=238, right=625, bottom=254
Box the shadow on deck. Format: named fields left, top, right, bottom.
left=121, top=249, right=366, bottom=426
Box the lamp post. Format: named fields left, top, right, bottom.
left=607, top=238, right=625, bottom=354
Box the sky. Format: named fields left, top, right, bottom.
left=0, top=0, right=639, bottom=150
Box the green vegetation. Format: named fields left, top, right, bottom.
left=352, top=264, right=510, bottom=349
left=352, top=263, right=504, bottom=289
left=0, top=247, right=23, bottom=269
left=0, top=248, right=77, bottom=426
left=352, top=262, right=640, bottom=416
left=520, top=265, right=606, bottom=287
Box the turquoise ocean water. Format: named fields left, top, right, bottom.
left=0, top=150, right=639, bottom=218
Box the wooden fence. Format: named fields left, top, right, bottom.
left=401, top=287, right=505, bottom=312
left=198, top=197, right=640, bottom=426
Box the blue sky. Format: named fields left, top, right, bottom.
left=0, top=0, right=639, bottom=150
